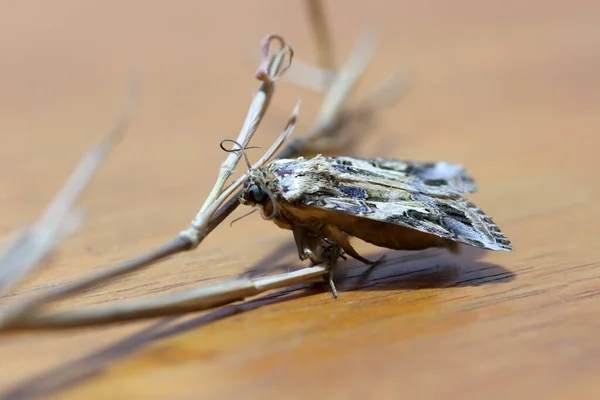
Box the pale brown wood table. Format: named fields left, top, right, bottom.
left=1, top=1, right=599, bottom=399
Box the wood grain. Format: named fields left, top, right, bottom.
left=1, top=1, right=599, bottom=399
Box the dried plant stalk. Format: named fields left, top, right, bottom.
left=0, top=265, right=328, bottom=330
left=315, top=31, right=378, bottom=129
left=0, top=0, right=407, bottom=331
left=196, top=34, right=293, bottom=221
left=305, top=0, right=335, bottom=88
left=0, top=72, right=298, bottom=329
left=0, top=83, right=138, bottom=296
left=184, top=102, right=299, bottom=240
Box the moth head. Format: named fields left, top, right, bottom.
left=240, top=169, right=269, bottom=205
left=241, top=180, right=268, bottom=206
left=240, top=170, right=279, bottom=220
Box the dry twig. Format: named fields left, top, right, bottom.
left=0, top=264, right=328, bottom=330
left=0, top=0, right=407, bottom=331
left=0, top=82, right=139, bottom=297
left=0, top=34, right=296, bottom=328
left=305, top=0, right=336, bottom=88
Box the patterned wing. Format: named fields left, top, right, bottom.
left=329, top=156, right=478, bottom=195
left=302, top=194, right=512, bottom=251
left=270, top=155, right=511, bottom=252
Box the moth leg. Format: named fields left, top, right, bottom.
left=291, top=224, right=309, bottom=261
left=292, top=225, right=342, bottom=298
left=321, top=225, right=383, bottom=266
left=321, top=245, right=343, bottom=299
left=324, top=268, right=339, bottom=299
left=323, top=237, right=347, bottom=260
left=293, top=224, right=345, bottom=266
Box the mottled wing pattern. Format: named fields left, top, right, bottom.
left=345, top=157, right=478, bottom=194
left=268, top=155, right=512, bottom=252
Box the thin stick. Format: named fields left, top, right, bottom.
left=0, top=82, right=139, bottom=296
left=302, top=73, right=410, bottom=154
left=0, top=238, right=190, bottom=326
left=197, top=35, right=292, bottom=219
left=0, top=265, right=328, bottom=330
left=0, top=105, right=299, bottom=328
left=0, top=35, right=293, bottom=325
left=0, top=4, right=408, bottom=331
left=314, top=30, right=378, bottom=131
left=0, top=52, right=405, bottom=332
left=305, top=0, right=335, bottom=87
left=208, top=33, right=386, bottom=232
left=183, top=101, right=300, bottom=239
left=8, top=66, right=411, bottom=331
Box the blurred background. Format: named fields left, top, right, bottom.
left=2, top=0, right=597, bottom=237
left=1, top=1, right=600, bottom=398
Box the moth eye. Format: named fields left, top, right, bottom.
left=249, top=184, right=266, bottom=203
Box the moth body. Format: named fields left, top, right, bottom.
left=240, top=155, right=512, bottom=265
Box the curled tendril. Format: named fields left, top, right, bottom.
left=257, top=183, right=279, bottom=221
left=255, top=34, right=294, bottom=83
left=219, top=139, right=262, bottom=169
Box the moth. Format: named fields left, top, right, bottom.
left=240, top=154, right=512, bottom=293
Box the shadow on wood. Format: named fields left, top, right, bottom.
left=0, top=243, right=513, bottom=399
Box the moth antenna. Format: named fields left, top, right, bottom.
left=229, top=209, right=258, bottom=227
left=219, top=139, right=262, bottom=170
left=258, top=185, right=279, bottom=220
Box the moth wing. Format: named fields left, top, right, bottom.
left=269, top=155, right=510, bottom=252
left=331, top=157, right=478, bottom=195
left=267, top=156, right=477, bottom=200
left=302, top=195, right=512, bottom=252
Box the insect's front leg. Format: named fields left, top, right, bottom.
left=291, top=224, right=310, bottom=262
left=292, top=224, right=341, bottom=265
left=291, top=224, right=342, bottom=298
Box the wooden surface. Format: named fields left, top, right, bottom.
left=1, top=1, right=599, bottom=399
